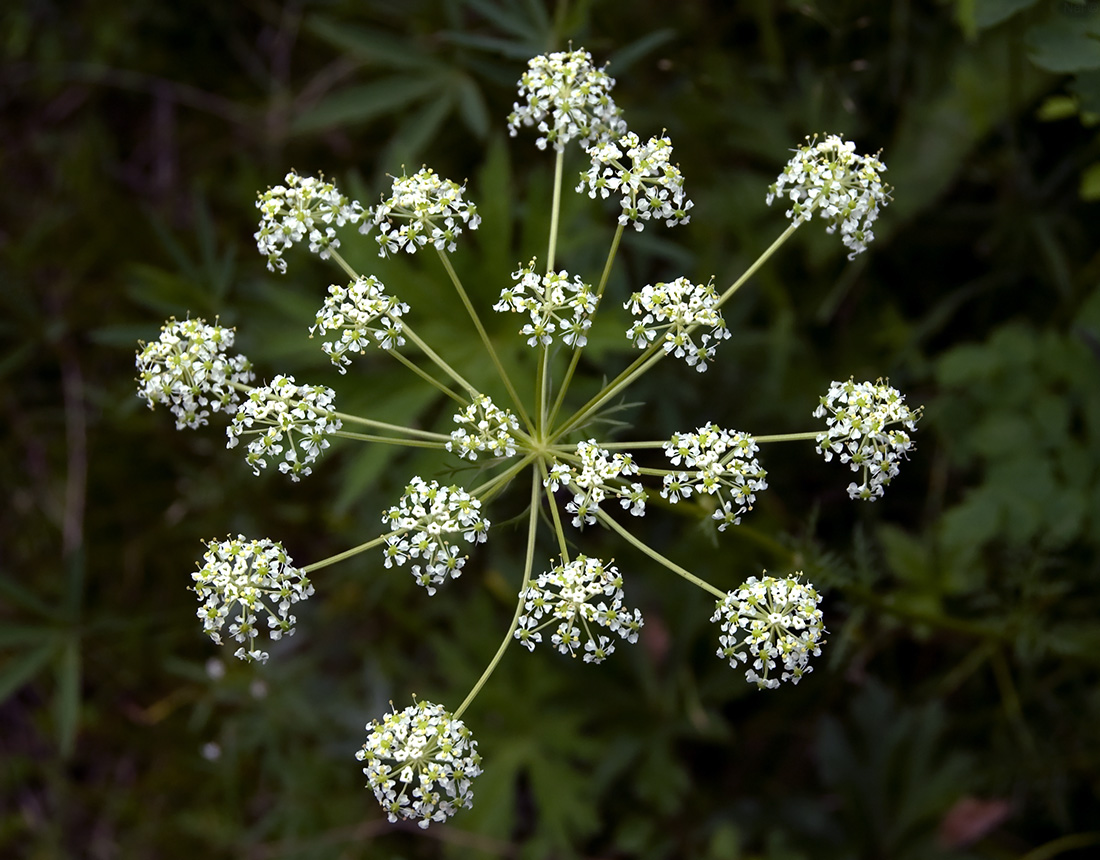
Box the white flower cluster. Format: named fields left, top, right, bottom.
left=226, top=375, right=341, bottom=481
left=507, top=48, right=627, bottom=151
left=712, top=573, right=825, bottom=690
left=311, top=275, right=410, bottom=373
left=494, top=261, right=599, bottom=347
left=514, top=555, right=643, bottom=663
left=255, top=171, right=364, bottom=273
left=363, top=167, right=480, bottom=257
left=382, top=478, right=490, bottom=594
left=662, top=424, right=769, bottom=531
left=192, top=536, right=314, bottom=663
left=357, top=700, right=481, bottom=829
left=578, top=132, right=693, bottom=231
left=625, top=277, right=730, bottom=371
left=766, top=134, right=890, bottom=259
left=814, top=378, right=919, bottom=501
left=135, top=317, right=254, bottom=430
left=446, top=394, right=520, bottom=461
left=545, top=440, right=645, bottom=527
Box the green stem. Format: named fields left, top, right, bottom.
left=538, top=459, right=571, bottom=561
left=454, top=470, right=541, bottom=720
left=326, top=248, right=360, bottom=282
left=387, top=347, right=466, bottom=406
left=333, top=430, right=446, bottom=449
left=436, top=249, right=534, bottom=431
left=717, top=221, right=799, bottom=311
left=396, top=317, right=480, bottom=399
left=596, top=511, right=726, bottom=599
left=754, top=431, right=821, bottom=443
left=546, top=148, right=565, bottom=272
left=302, top=533, right=392, bottom=574
left=547, top=222, right=625, bottom=428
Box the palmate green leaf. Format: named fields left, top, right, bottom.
left=290, top=74, right=443, bottom=135
left=378, top=91, right=456, bottom=170
left=305, top=16, right=442, bottom=71
left=0, top=643, right=55, bottom=705
left=462, top=0, right=550, bottom=43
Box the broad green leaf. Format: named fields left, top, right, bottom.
left=975, top=0, right=1041, bottom=29
left=1026, top=13, right=1100, bottom=73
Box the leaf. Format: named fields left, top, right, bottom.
left=378, top=92, right=455, bottom=171
left=608, top=28, right=678, bottom=73
left=56, top=636, right=82, bottom=758
left=305, top=17, right=440, bottom=70
left=974, top=0, right=1041, bottom=30
left=1080, top=161, right=1100, bottom=199
left=0, top=644, right=55, bottom=705
left=290, top=75, right=441, bottom=135
left=456, top=74, right=490, bottom=139
left=1026, top=13, right=1100, bottom=73
left=1070, top=68, right=1100, bottom=111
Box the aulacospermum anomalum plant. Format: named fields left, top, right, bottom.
left=135, top=46, right=918, bottom=828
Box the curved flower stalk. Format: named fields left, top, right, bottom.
left=814, top=378, right=920, bottom=500
left=507, top=48, right=627, bottom=152
left=363, top=167, right=481, bottom=257
left=494, top=261, right=599, bottom=347
left=662, top=425, right=768, bottom=530
left=193, top=536, right=313, bottom=663
left=226, top=375, right=341, bottom=481
left=312, top=275, right=410, bottom=372
left=514, top=555, right=643, bottom=663
left=446, top=394, right=521, bottom=461
left=357, top=700, right=481, bottom=829
left=135, top=317, right=254, bottom=430
left=382, top=478, right=490, bottom=594
left=766, top=134, right=890, bottom=259
left=578, top=132, right=693, bottom=231
left=625, top=277, right=730, bottom=371
left=255, top=171, right=364, bottom=273
left=712, top=573, right=825, bottom=689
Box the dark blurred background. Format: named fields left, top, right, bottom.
left=3, top=1, right=1100, bottom=858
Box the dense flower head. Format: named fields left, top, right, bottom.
left=357, top=700, right=481, bottom=829
left=494, top=260, right=599, bottom=347
left=625, top=277, right=730, bottom=371
left=814, top=378, right=919, bottom=501
left=362, top=167, right=480, bottom=257
left=135, top=317, right=254, bottom=430
left=507, top=49, right=627, bottom=151
left=545, top=440, right=644, bottom=527
left=226, top=375, right=341, bottom=481
left=311, top=275, right=410, bottom=373
left=661, top=425, right=768, bottom=530
left=446, top=394, right=521, bottom=461
left=766, top=134, right=890, bottom=259
left=193, top=536, right=313, bottom=663
left=514, top=555, right=643, bottom=663
left=712, top=573, right=825, bottom=689
left=255, top=171, right=364, bottom=273
left=578, top=132, right=693, bottom=231
left=382, top=478, right=490, bottom=594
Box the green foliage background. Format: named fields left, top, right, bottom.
left=3, top=0, right=1099, bottom=857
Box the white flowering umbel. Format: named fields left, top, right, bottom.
left=255, top=171, right=364, bottom=273
left=382, top=478, right=490, bottom=594
left=712, top=573, right=825, bottom=689
left=226, top=375, right=341, bottom=481
left=766, top=134, right=890, bottom=259
left=312, top=275, right=410, bottom=372
left=137, top=45, right=922, bottom=829
left=494, top=261, right=599, bottom=347
left=357, top=701, right=481, bottom=829
left=662, top=425, right=768, bottom=531
left=515, top=556, right=643, bottom=663
left=579, top=132, right=693, bottom=231
left=446, top=394, right=520, bottom=461
left=814, top=378, right=920, bottom=500
left=135, top=317, right=254, bottom=430
left=363, top=167, right=481, bottom=257
left=545, top=440, right=644, bottom=527
left=507, top=49, right=626, bottom=151
left=625, top=277, right=730, bottom=371
left=193, top=536, right=313, bottom=663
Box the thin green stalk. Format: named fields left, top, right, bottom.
left=396, top=317, right=480, bottom=398
left=717, top=221, right=799, bottom=310
left=436, top=249, right=534, bottom=432
left=597, top=511, right=725, bottom=599
left=472, top=452, right=540, bottom=504
left=387, top=347, right=467, bottom=406
left=754, top=431, right=821, bottom=444
left=454, top=471, right=541, bottom=720
left=546, top=148, right=565, bottom=271
left=538, top=459, right=571, bottom=561
left=332, top=430, right=446, bottom=449
left=547, top=222, right=625, bottom=428
left=326, top=248, right=360, bottom=282
left=303, top=533, right=392, bottom=574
